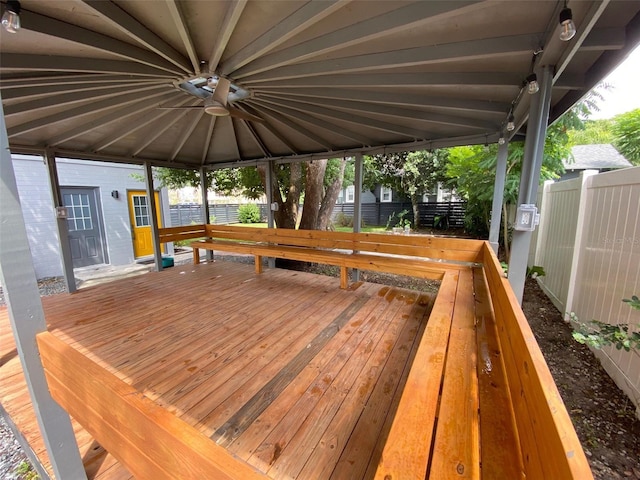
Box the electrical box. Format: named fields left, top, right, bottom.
left=514, top=204, right=540, bottom=231
left=270, top=202, right=279, bottom=211
left=55, top=206, right=69, bottom=219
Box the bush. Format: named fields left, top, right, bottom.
left=238, top=203, right=261, bottom=223
left=334, top=212, right=353, bottom=227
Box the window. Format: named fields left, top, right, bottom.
left=63, top=193, right=93, bottom=231
left=132, top=195, right=150, bottom=227
left=381, top=186, right=392, bottom=202
left=346, top=185, right=355, bottom=203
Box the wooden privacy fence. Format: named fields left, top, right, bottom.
left=529, top=167, right=640, bottom=414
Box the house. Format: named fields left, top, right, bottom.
left=561, top=144, right=632, bottom=180
left=337, top=183, right=456, bottom=205
left=11, top=154, right=172, bottom=279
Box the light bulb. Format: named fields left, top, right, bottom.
left=507, top=114, right=515, bottom=132
left=559, top=8, right=576, bottom=41
left=527, top=74, right=539, bottom=94
left=1, top=1, right=20, bottom=33
left=498, top=135, right=506, bottom=145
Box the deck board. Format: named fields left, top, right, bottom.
left=1, top=261, right=439, bottom=479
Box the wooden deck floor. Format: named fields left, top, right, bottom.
left=1, top=260, right=438, bottom=479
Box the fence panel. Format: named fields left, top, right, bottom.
left=331, top=202, right=465, bottom=228
left=530, top=167, right=640, bottom=415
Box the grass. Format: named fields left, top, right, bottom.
left=15, top=461, right=39, bottom=480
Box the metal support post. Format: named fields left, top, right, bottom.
left=509, top=65, right=554, bottom=303
left=144, top=162, right=163, bottom=271
left=488, top=141, right=509, bottom=254
left=200, top=167, right=213, bottom=261
left=352, top=154, right=363, bottom=282
left=0, top=96, right=88, bottom=480
left=44, top=150, right=77, bottom=293
left=265, top=161, right=276, bottom=268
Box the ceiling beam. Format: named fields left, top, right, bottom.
left=0, top=54, right=175, bottom=78
left=3, top=84, right=164, bottom=117
left=254, top=87, right=509, bottom=114
left=241, top=105, right=298, bottom=154
left=165, top=0, right=202, bottom=74
left=250, top=99, right=373, bottom=146
left=233, top=1, right=483, bottom=79
left=170, top=110, right=205, bottom=161
left=261, top=93, right=497, bottom=131
left=81, top=0, right=192, bottom=74
left=242, top=120, right=270, bottom=158
left=208, top=0, right=249, bottom=74
left=580, top=27, right=626, bottom=51
left=258, top=97, right=427, bottom=139
left=130, top=109, right=193, bottom=157
left=7, top=87, right=167, bottom=138
left=219, top=0, right=346, bottom=76
left=229, top=118, right=242, bottom=161
left=245, top=71, right=525, bottom=89
left=200, top=117, right=217, bottom=165
left=0, top=74, right=162, bottom=89
left=19, top=10, right=183, bottom=75
left=48, top=92, right=182, bottom=146
left=241, top=33, right=541, bottom=83
left=92, top=99, right=199, bottom=151
left=246, top=102, right=334, bottom=151
left=2, top=81, right=162, bottom=102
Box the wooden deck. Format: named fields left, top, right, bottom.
left=2, top=260, right=444, bottom=479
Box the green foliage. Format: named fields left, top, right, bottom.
left=526, top=265, right=546, bottom=279
left=15, top=461, right=39, bottom=480
left=334, top=212, right=353, bottom=227
left=385, top=209, right=411, bottom=230
left=571, top=296, right=640, bottom=352
left=568, top=119, right=614, bottom=145
left=238, top=203, right=261, bottom=223
left=612, top=109, right=640, bottom=165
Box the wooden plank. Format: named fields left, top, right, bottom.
left=340, top=266, right=348, bottom=289
left=472, top=267, right=524, bottom=480
left=255, top=255, right=263, bottom=274
left=36, top=332, right=268, bottom=480
left=429, top=269, right=480, bottom=480
left=374, top=270, right=458, bottom=480
left=481, top=243, right=593, bottom=480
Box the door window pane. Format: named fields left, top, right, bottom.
left=64, top=193, right=93, bottom=231
left=133, top=195, right=151, bottom=227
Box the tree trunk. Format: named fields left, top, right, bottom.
left=411, top=194, right=420, bottom=229
left=299, top=159, right=327, bottom=230
left=257, top=163, right=301, bottom=229
left=317, top=159, right=346, bottom=230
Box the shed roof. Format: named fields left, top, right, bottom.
left=564, top=144, right=633, bottom=170
left=1, top=1, right=640, bottom=169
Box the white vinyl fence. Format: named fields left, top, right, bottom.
left=530, top=167, right=640, bottom=416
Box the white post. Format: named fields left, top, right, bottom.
left=0, top=94, right=87, bottom=480
left=144, top=162, right=163, bottom=271
left=488, top=141, right=509, bottom=253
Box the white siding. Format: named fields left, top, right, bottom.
left=531, top=167, right=640, bottom=415
left=12, top=155, right=171, bottom=279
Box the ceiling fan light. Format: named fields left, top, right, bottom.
left=527, top=73, right=539, bottom=94
left=559, top=7, right=576, bottom=41
left=2, top=0, right=21, bottom=33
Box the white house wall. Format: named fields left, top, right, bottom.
left=12, top=155, right=171, bottom=279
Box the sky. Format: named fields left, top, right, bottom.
left=589, top=44, right=640, bottom=120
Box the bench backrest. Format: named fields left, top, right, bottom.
left=203, top=225, right=483, bottom=263
left=158, top=224, right=207, bottom=244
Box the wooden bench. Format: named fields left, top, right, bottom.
left=159, top=224, right=484, bottom=289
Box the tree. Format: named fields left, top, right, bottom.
left=568, top=119, right=614, bottom=145
left=366, top=150, right=449, bottom=229
left=612, top=108, right=640, bottom=165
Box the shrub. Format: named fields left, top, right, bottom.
left=238, top=203, right=261, bottom=223
left=334, top=212, right=353, bottom=227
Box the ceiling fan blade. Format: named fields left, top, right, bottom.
left=228, top=106, right=264, bottom=123
left=212, top=77, right=231, bottom=106
left=158, top=105, right=202, bottom=110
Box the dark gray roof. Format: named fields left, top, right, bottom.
left=563, top=144, right=632, bottom=171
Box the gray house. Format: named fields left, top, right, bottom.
left=561, top=144, right=632, bottom=180
left=12, top=155, right=171, bottom=279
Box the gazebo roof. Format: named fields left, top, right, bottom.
left=1, top=1, right=639, bottom=169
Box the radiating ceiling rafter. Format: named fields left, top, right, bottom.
left=48, top=92, right=182, bottom=146
left=92, top=98, right=201, bottom=152
left=240, top=104, right=299, bottom=155
left=165, top=0, right=201, bottom=74
left=0, top=74, right=163, bottom=89
left=257, top=97, right=427, bottom=140
left=19, top=10, right=183, bottom=75
left=0, top=54, right=176, bottom=77
left=4, top=84, right=163, bottom=115
left=130, top=108, right=194, bottom=157
left=219, top=0, right=347, bottom=75
left=1, top=81, right=160, bottom=101
left=240, top=33, right=541, bottom=84
left=200, top=116, right=217, bottom=165
left=254, top=87, right=509, bottom=114
left=208, top=0, right=249, bottom=73
left=7, top=85, right=169, bottom=138
left=241, top=119, right=271, bottom=158
left=80, top=0, right=192, bottom=74
left=231, top=1, right=483, bottom=79
left=250, top=99, right=373, bottom=146
left=170, top=110, right=206, bottom=161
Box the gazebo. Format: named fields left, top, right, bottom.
left=1, top=1, right=639, bottom=479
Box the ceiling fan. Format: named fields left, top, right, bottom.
left=162, top=77, right=264, bottom=122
